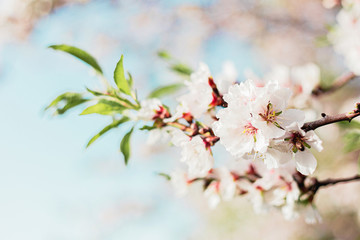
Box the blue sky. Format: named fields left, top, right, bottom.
left=0, top=1, right=259, bottom=239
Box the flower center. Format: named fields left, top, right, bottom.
left=286, top=131, right=310, bottom=152
left=243, top=123, right=258, bottom=136
left=259, top=102, right=280, bottom=124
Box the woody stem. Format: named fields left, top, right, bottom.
left=301, top=104, right=360, bottom=132
left=312, top=72, right=357, bottom=96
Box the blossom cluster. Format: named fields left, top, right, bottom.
left=137, top=62, right=323, bottom=223
left=330, top=0, right=360, bottom=75
left=45, top=1, right=360, bottom=228
left=170, top=162, right=322, bottom=224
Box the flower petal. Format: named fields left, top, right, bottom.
left=295, top=151, right=317, bottom=175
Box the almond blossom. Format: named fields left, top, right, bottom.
left=251, top=81, right=305, bottom=139
left=172, top=132, right=214, bottom=178
left=237, top=163, right=301, bottom=215
left=214, top=79, right=305, bottom=159
left=137, top=98, right=163, bottom=120
left=203, top=167, right=237, bottom=208
left=214, top=61, right=238, bottom=94
left=266, top=123, right=323, bottom=175
left=146, top=127, right=173, bottom=145
left=48, top=43, right=360, bottom=225
left=213, top=105, right=268, bottom=158
left=283, top=203, right=322, bottom=224
left=330, top=1, right=360, bottom=75
left=265, top=63, right=321, bottom=109
left=170, top=169, right=190, bottom=197
left=177, top=63, right=213, bottom=118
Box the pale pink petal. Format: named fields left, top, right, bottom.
left=295, top=151, right=317, bottom=175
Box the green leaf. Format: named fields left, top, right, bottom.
left=127, top=72, right=133, bottom=88
left=46, top=92, right=88, bottom=115
left=273, top=121, right=284, bottom=129
left=319, top=68, right=336, bottom=89
left=139, top=125, right=156, bottom=131
left=157, top=50, right=172, bottom=60
left=120, top=127, right=134, bottom=165
left=170, top=63, right=193, bottom=76
left=49, top=44, right=103, bottom=74
left=315, top=35, right=330, bottom=47
left=157, top=172, right=171, bottom=180
left=87, top=117, right=130, bottom=148
left=325, top=23, right=336, bottom=33
left=80, top=99, right=126, bottom=115
left=344, top=131, right=360, bottom=152
left=87, top=88, right=138, bottom=110
left=338, top=120, right=360, bottom=130
left=86, top=88, right=106, bottom=96
left=303, top=142, right=311, bottom=149
left=147, top=83, right=184, bottom=98
left=114, top=55, right=131, bottom=95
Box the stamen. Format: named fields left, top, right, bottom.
left=243, top=123, right=258, bottom=136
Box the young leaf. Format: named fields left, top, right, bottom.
left=344, top=131, right=360, bottom=152
left=147, top=83, right=184, bottom=99
left=86, top=88, right=106, bottom=96
left=315, top=35, right=330, bottom=47
left=80, top=99, right=126, bottom=115
left=114, top=55, right=131, bottom=95
left=120, top=127, right=134, bottom=165
left=46, top=92, right=88, bottom=115
left=49, top=44, right=103, bottom=74
left=170, top=63, right=193, bottom=76
left=157, top=172, right=171, bottom=180
left=139, top=125, right=156, bottom=131
left=157, top=50, right=172, bottom=60
left=338, top=120, right=360, bottom=130
left=86, top=117, right=130, bottom=148
left=127, top=72, right=133, bottom=88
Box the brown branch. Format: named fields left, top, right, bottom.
left=312, top=72, right=357, bottom=96
left=316, top=175, right=360, bottom=188
left=293, top=171, right=360, bottom=203
left=301, top=104, right=360, bottom=132
left=310, top=174, right=360, bottom=196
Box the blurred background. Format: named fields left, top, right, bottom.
left=0, top=0, right=360, bottom=239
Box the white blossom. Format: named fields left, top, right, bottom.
left=213, top=105, right=268, bottom=158
left=146, top=127, right=172, bottom=145
left=239, top=167, right=301, bottom=215
left=214, top=79, right=305, bottom=159
left=204, top=167, right=237, bottom=208
left=330, top=1, right=360, bottom=74
left=283, top=203, right=322, bottom=224
left=214, top=61, right=238, bottom=94
left=177, top=62, right=213, bottom=118
left=222, top=79, right=261, bottom=107
left=174, top=134, right=214, bottom=178
left=251, top=81, right=305, bottom=139
left=137, top=98, right=162, bottom=120
left=303, top=205, right=323, bottom=224
left=266, top=123, right=323, bottom=175
left=170, top=169, right=190, bottom=197
left=163, top=104, right=189, bottom=123
left=204, top=182, right=221, bottom=209
left=249, top=63, right=321, bottom=108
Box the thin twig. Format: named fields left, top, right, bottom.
left=316, top=175, right=360, bottom=188
left=293, top=171, right=360, bottom=202
left=301, top=104, right=360, bottom=132
left=312, top=72, right=357, bottom=96
left=310, top=174, right=360, bottom=196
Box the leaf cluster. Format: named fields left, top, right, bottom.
left=47, top=45, right=138, bottom=164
